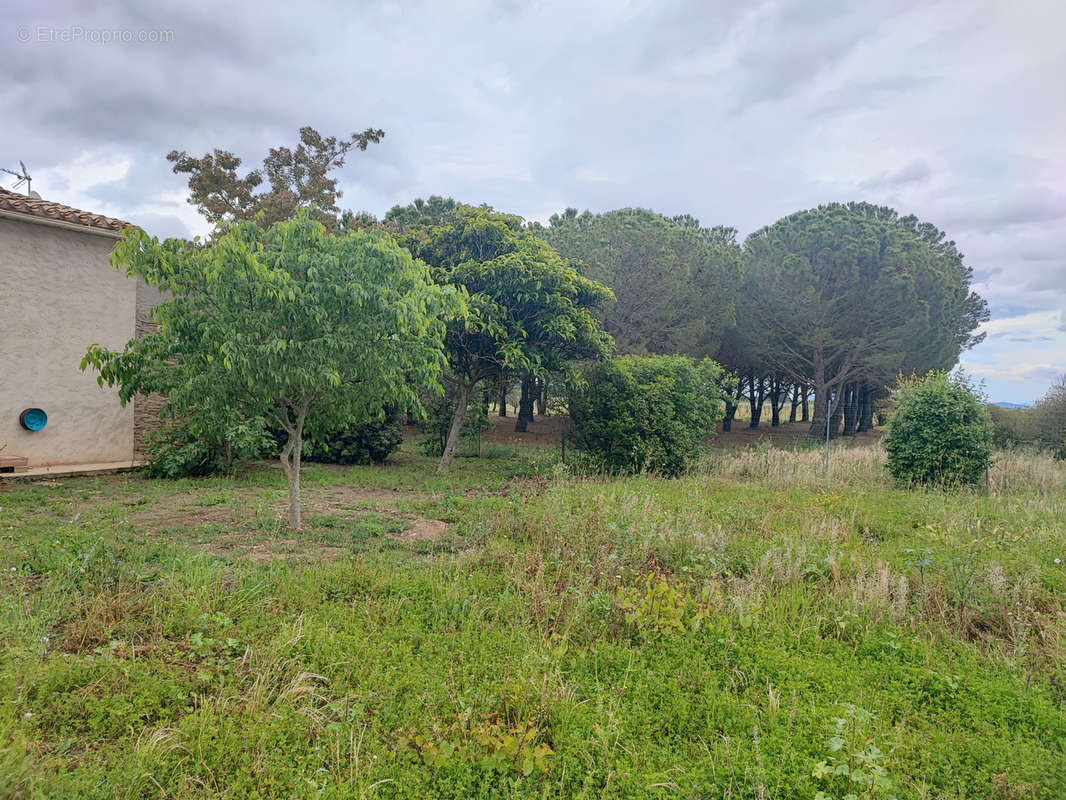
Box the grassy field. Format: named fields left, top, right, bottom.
left=1, top=436, right=1064, bottom=799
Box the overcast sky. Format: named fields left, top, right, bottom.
left=5, top=0, right=1064, bottom=403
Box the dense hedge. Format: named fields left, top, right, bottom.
left=884, top=372, right=993, bottom=487
left=143, top=418, right=273, bottom=479
left=569, top=355, right=723, bottom=477
left=304, top=410, right=404, bottom=465
left=143, top=426, right=228, bottom=478
left=144, top=411, right=405, bottom=478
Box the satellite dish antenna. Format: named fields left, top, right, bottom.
left=1, top=160, right=33, bottom=195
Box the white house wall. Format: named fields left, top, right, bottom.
left=0, top=216, right=136, bottom=466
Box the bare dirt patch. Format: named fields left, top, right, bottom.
left=317, top=485, right=432, bottom=509
left=198, top=512, right=450, bottom=562
left=128, top=485, right=451, bottom=562
left=202, top=534, right=349, bottom=563
left=109, top=479, right=456, bottom=562
left=132, top=484, right=431, bottom=530
left=137, top=503, right=235, bottom=529
left=389, top=517, right=448, bottom=543
left=481, top=414, right=571, bottom=448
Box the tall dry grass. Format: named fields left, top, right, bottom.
left=988, top=448, right=1066, bottom=494
left=493, top=438, right=1066, bottom=670
left=704, top=440, right=1066, bottom=495
left=705, top=441, right=883, bottom=489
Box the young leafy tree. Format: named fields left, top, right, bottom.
left=167, top=126, right=385, bottom=229
left=391, top=202, right=613, bottom=472
left=83, top=211, right=460, bottom=528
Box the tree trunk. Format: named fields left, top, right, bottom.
left=437, top=382, right=472, bottom=473
left=842, top=382, right=858, bottom=437
left=722, top=373, right=744, bottom=433
left=809, top=391, right=829, bottom=440
left=279, top=406, right=307, bottom=529
left=801, top=387, right=810, bottom=423
left=722, top=401, right=737, bottom=432
left=828, top=390, right=845, bottom=440
left=286, top=456, right=301, bottom=528
left=515, top=374, right=535, bottom=433
left=769, top=376, right=783, bottom=427
left=746, top=371, right=758, bottom=427
left=789, top=384, right=800, bottom=424
left=498, top=373, right=508, bottom=417
left=535, top=377, right=546, bottom=416
left=747, top=371, right=765, bottom=428
left=808, top=352, right=828, bottom=440
left=857, top=383, right=873, bottom=432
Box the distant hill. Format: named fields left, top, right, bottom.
left=990, top=401, right=1030, bottom=409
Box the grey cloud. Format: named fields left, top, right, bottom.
left=804, top=73, right=933, bottom=119
left=1021, top=249, right=1059, bottom=262
left=126, top=212, right=192, bottom=240
left=956, top=190, right=1066, bottom=231
left=1025, top=264, right=1066, bottom=293
left=729, top=0, right=931, bottom=110
left=1001, top=334, right=1056, bottom=344
left=1020, top=365, right=1065, bottom=383
left=859, top=159, right=932, bottom=191
left=735, top=24, right=869, bottom=106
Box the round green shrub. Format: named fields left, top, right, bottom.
left=143, top=426, right=224, bottom=478
left=569, top=355, right=723, bottom=477
left=883, top=372, right=993, bottom=487
left=144, top=418, right=273, bottom=478
left=304, top=409, right=404, bottom=465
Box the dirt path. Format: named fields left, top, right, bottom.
left=129, top=483, right=451, bottom=563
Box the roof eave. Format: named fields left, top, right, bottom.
left=0, top=208, right=127, bottom=240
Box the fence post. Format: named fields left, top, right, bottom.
left=824, top=391, right=833, bottom=479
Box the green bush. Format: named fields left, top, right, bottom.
left=883, top=372, right=993, bottom=487
left=144, top=417, right=272, bottom=478
left=143, top=426, right=223, bottom=478
left=304, top=410, right=404, bottom=465
left=569, top=355, right=723, bottom=477
left=149, top=410, right=405, bottom=477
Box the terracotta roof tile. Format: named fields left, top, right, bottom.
left=0, top=187, right=131, bottom=233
